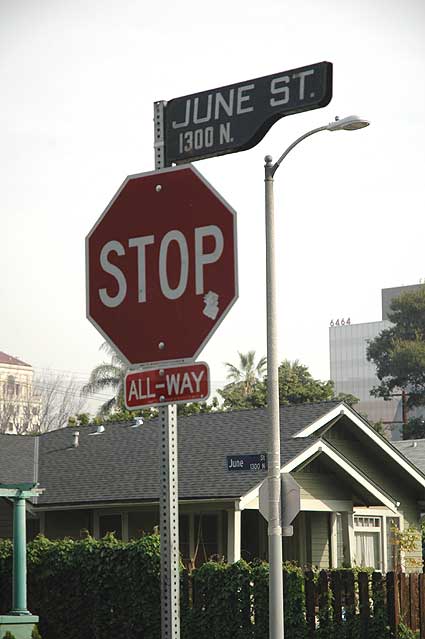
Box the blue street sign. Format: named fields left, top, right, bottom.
left=227, top=453, right=267, bottom=471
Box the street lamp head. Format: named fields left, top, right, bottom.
left=327, top=115, right=370, bottom=132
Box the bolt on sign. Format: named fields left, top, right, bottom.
left=162, top=61, right=332, bottom=164
left=86, top=164, right=238, bottom=366
left=125, top=362, right=210, bottom=409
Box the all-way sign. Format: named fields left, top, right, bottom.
left=125, top=362, right=210, bottom=409
left=162, top=61, right=332, bottom=164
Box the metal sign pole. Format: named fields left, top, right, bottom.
left=154, top=100, right=181, bottom=639
left=264, top=156, right=284, bottom=639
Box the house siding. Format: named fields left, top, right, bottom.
left=310, top=512, right=330, bottom=568
left=326, top=429, right=423, bottom=571
left=295, top=472, right=353, bottom=501
left=398, top=501, right=423, bottom=572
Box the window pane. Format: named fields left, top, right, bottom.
left=194, top=514, right=218, bottom=566
left=355, top=531, right=380, bottom=569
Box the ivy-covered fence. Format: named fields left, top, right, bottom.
left=185, top=562, right=424, bottom=639
left=0, top=535, right=423, bottom=639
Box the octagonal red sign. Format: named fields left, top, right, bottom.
left=86, top=165, right=238, bottom=365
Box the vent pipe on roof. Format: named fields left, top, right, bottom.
left=73, top=431, right=80, bottom=448
left=96, top=425, right=105, bottom=434
left=131, top=417, right=144, bottom=428
left=412, top=441, right=418, bottom=448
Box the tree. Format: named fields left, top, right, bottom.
left=219, top=351, right=267, bottom=410
left=277, top=360, right=334, bottom=405
left=0, top=392, right=37, bottom=434
left=367, top=286, right=425, bottom=409
left=177, top=397, right=220, bottom=416
left=218, top=380, right=266, bottom=411
left=224, top=351, right=267, bottom=396
left=82, top=342, right=128, bottom=415
left=333, top=392, right=359, bottom=407
left=403, top=417, right=425, bottom=440
left=35, top=371, right=87, bottom=432
left=218, top=357, right=337, bottom=411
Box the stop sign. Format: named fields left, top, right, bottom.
left=86, top=165, right=238, bottom=365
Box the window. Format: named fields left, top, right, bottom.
left=354, top=515, right=381, bottom=570
left=179, top=515, right=190, bottom=563
left=6, top=376, right=15, bottom=396
left=193, top=514, right=218, bottom=566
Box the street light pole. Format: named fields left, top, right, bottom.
left=264, top=115, right=370, bottom=639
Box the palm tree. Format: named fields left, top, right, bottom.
left=82, top=343, right=128, bottom=415
left=224, top=351, right=267, bottom=396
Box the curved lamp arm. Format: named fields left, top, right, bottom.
left=267, top=125, right=328, bottom=178
left=266, top=115, right=370, bottom=178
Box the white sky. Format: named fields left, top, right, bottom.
left=2, top=0, right=425, bottom=412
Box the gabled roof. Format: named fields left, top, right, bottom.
left=35, top=402, right=337, bottom=506
left=1, top=400, right=424, bottom=510
left=393, top=440, right=425, bottom=474
left=293, top=403, right=425, bottom=490
left=0, top=351, right=31, bottom=367
left=0, top=434, right=37, bottom=484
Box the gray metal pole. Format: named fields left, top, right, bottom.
left=262, top=120, right=363, bottom=639
left=154, top=100, right=181, bottom=639
left=159, top=403, right=180, bottom=639
left=264, top=155, right=284, bottom=639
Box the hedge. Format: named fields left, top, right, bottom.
left=0, top=536, right=418, bottom=639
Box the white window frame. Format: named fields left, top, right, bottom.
left=353, top=507, right=404, bottom=572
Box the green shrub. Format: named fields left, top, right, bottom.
left=397, top=623, right=419, bottom=639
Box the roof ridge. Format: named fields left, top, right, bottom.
left=0, top=351, right=31, bottom=367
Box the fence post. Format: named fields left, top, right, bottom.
left=400, top=573, right=410, bottom=628
left=331, top=570, right=342, bottom=625
left=387, top=572, right=400, bottom=638
left=419, top=574, right=425, bottom=639
left=304, top=570, right=316, bottom=639
left=318, top=570, right=331, bottom=634
left=358, top=572, right=370, bottom=639
left=371, top=572, right=386, bottom=636
left=344, top=570, right=355, bottom=624
left=410, top=573, right=419, bottom=632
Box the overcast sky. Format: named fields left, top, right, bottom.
left=2, top=0, right=425, bottom=412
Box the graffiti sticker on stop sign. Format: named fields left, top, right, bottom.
left=86, top=165, right=238, bottom=366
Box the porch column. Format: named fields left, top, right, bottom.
left=341, top=511, right=355, bottom=566
left=11, top=496, right=29, bottom=615
left=330, top=512, right=338, bottom=568
left=227, top=506, right=241, bottom=563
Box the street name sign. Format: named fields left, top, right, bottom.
left=125, top=362, right=210, bottom=408
left=163, top=61, right=332, bottom=164
left=86, top=164, right=238, bottom=366
left=227, top=453, right=268, bottom=472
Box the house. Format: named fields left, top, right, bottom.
left=0, top=351, right=41, bottom=433
left=0, top=401, right=424, bottom=571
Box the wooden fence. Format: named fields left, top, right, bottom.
left=304, top=570, right=425, bottom=637
left=182, top=569, right=425, bottom=638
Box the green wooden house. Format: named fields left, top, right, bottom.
left=1, top=401, right=424, bottom=571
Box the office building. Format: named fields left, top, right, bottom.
left=329, top=284, right=424, bottom=439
